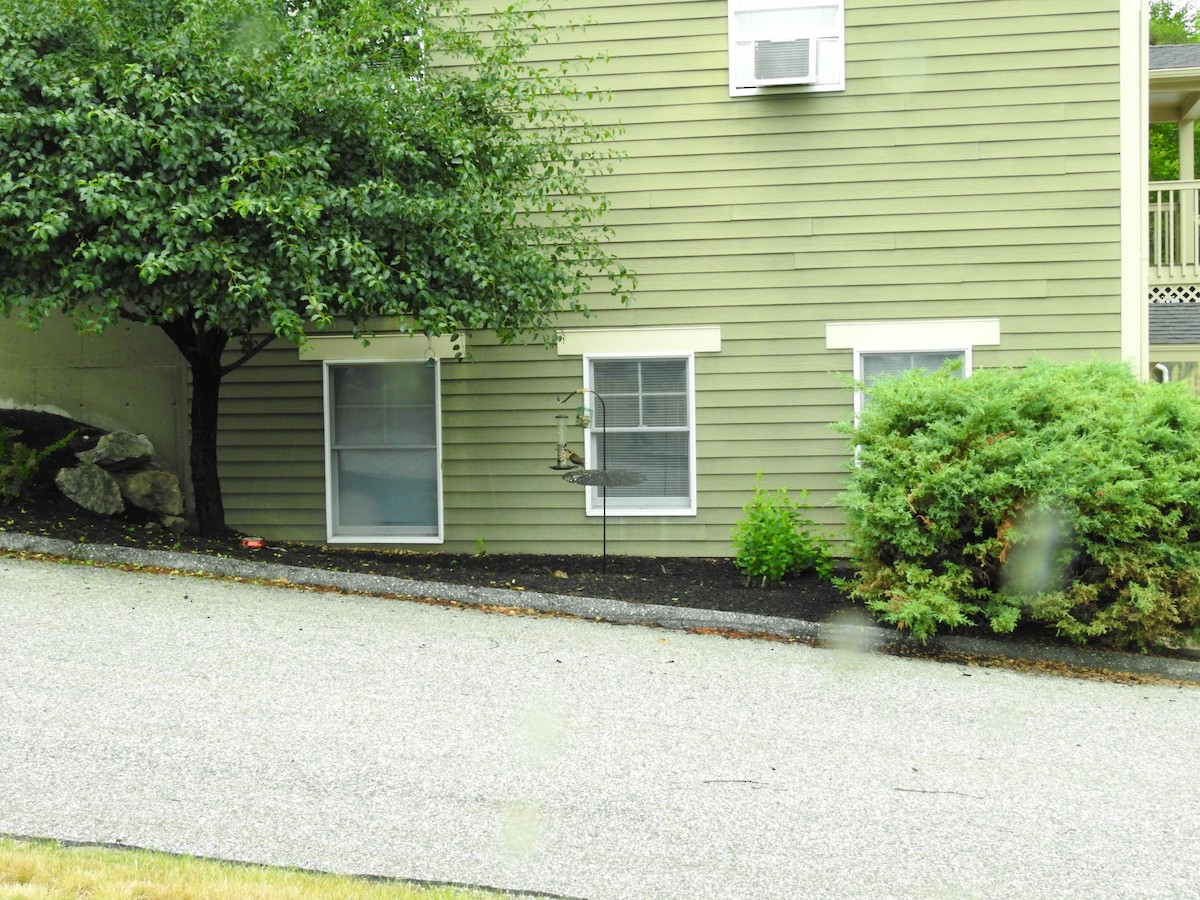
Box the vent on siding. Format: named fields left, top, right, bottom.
left=753, top=37, right=815, bottom=83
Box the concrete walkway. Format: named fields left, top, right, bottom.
left=0, top=547, right=1198, bottom=898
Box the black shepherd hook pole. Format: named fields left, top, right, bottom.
left=555, top=388, right=644, bottom=574
left=557, top=388, right=608, bottom=570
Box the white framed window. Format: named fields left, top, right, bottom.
left=854, top=349, right=968, bottom=416
left=729, top=0, right=845, bottom=97
left=582, top=354, right=697, bottom=516
left=826, top=318, right=1000, bottom=416
left=323, top=360, right=443, bottom=542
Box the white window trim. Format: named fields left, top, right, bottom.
left=729, top=0, right=846, bottom=98
left=581, top=352, right=698, bottom=517
left=557, top=325, right=721, bottom=356
left=322, top=359, right=444, bottom=544
left=826, top=318, right=1000, bottom=353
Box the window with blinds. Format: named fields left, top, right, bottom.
left=325, top=361, right=442, bottom=541
left=586, top=355, right=695, bottom=514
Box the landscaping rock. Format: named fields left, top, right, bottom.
left=114, top=467, right=184, bottom=518
left=76, top=431, right=154, bottom=471
left=55, top=463, right=124, bottom=516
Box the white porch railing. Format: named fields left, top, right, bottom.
left=1150, top=180, right=1200, bottom=288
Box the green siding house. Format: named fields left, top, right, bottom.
left=0, top=0, right=1156, bottom=555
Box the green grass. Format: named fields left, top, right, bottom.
left=0, top=836, right=506, bottom=900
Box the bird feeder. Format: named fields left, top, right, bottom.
left=550, top=413, right=575, bottom=471
left=575, top=405, right=592, bottom=428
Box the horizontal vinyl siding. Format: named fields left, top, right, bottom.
left=217, top=349, right=326, bottom=539
left=217, top=0, right=1123, bottom=555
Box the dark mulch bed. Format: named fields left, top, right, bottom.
left=1, top=408, right=860, bottom=624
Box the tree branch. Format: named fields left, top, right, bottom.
left=220, top=333, right=277, bottom=378
left=117, top=306, right=151, bottom=324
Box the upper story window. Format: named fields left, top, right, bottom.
left=729, top=0, right=845, bottom=97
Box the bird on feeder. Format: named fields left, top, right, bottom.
left=563, top=448, right=586, bottom=467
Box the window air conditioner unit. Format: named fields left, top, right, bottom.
left=751, top=36, right=817, bottom=86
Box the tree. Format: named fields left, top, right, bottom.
left=1151, top=0, right=1198, bottom=45
left=0, top=0, right=633, bottom=535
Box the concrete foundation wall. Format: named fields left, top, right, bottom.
left=0, top=316, right=188, bottom=478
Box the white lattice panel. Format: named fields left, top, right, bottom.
left=1149, top=285, right=1200, bottom=303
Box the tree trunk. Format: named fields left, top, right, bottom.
left=188, top=350, right=227, bottom=537
left=160, top=320, right=230, bottom=537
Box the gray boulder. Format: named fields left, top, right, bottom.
left=55, top=463, right=124, bottom=516
left=76, top=432, right=155, bottom=471
left=114, top=467, right=184, bottom=518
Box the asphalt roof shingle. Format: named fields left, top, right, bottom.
left=1149, top=302, right=1200, bottom=344
left=1150, top=44, right=1200, bottom=70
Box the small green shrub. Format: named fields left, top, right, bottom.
left=838, top=360, right=1200, bottom=650
left=0, top=426, right=75, bottom=504
left=732, top=475, right=832, bottom=586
